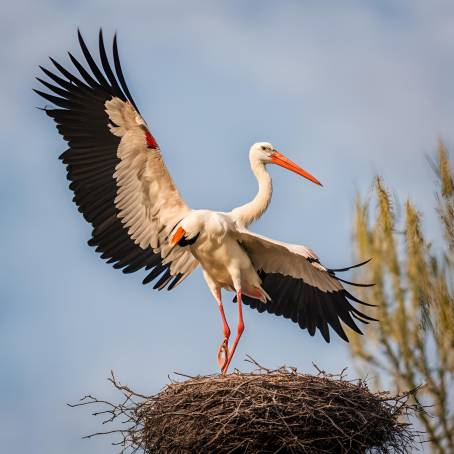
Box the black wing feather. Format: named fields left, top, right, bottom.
left=98, top=30, right=125, bottom=99
left=68, top=52, right=101, bottom=88
left=77, top=29, right=110, bottom=88
left=241, top=270, right=374, bottom=343
left=112, top=33, right=140, bottom=113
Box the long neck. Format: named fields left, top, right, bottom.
left=231, top=160, right=273, bottom=227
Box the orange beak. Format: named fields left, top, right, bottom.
left=271, top=150, right=322, bottom=186
left=170, top=226, right=185, bottom=246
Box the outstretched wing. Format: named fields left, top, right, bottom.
left=237, top=230, right=375, bottom=342
left=34, top=30, right=198, bottom=290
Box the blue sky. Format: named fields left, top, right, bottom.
left=1, top=1, right=453, bottom=452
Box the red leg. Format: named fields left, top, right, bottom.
left=222, top=290, right=245, bottom=374
left=218, top=297, right=231, bottom=341
left=213, top=289, right=231, bottom=371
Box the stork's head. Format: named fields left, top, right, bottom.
left=250, top=142, right=322, bottom=186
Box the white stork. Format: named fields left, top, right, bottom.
left=35, top=30, right=375, bottom=374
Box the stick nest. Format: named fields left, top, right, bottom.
left=72, top=358, right=421, bottom=453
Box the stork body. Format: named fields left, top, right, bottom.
left=185, top=212, right=261, bottom=297
left=35, top=30, right=375, bottom=374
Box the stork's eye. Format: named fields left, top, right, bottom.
left=261, top=146, right=266, bottom=151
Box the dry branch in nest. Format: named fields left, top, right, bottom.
left=70, top=357, right=422, bottom=453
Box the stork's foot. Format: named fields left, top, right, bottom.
left=217, top=338, right=229, bottom=373
left=221, top=355, right=230, bottom=375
